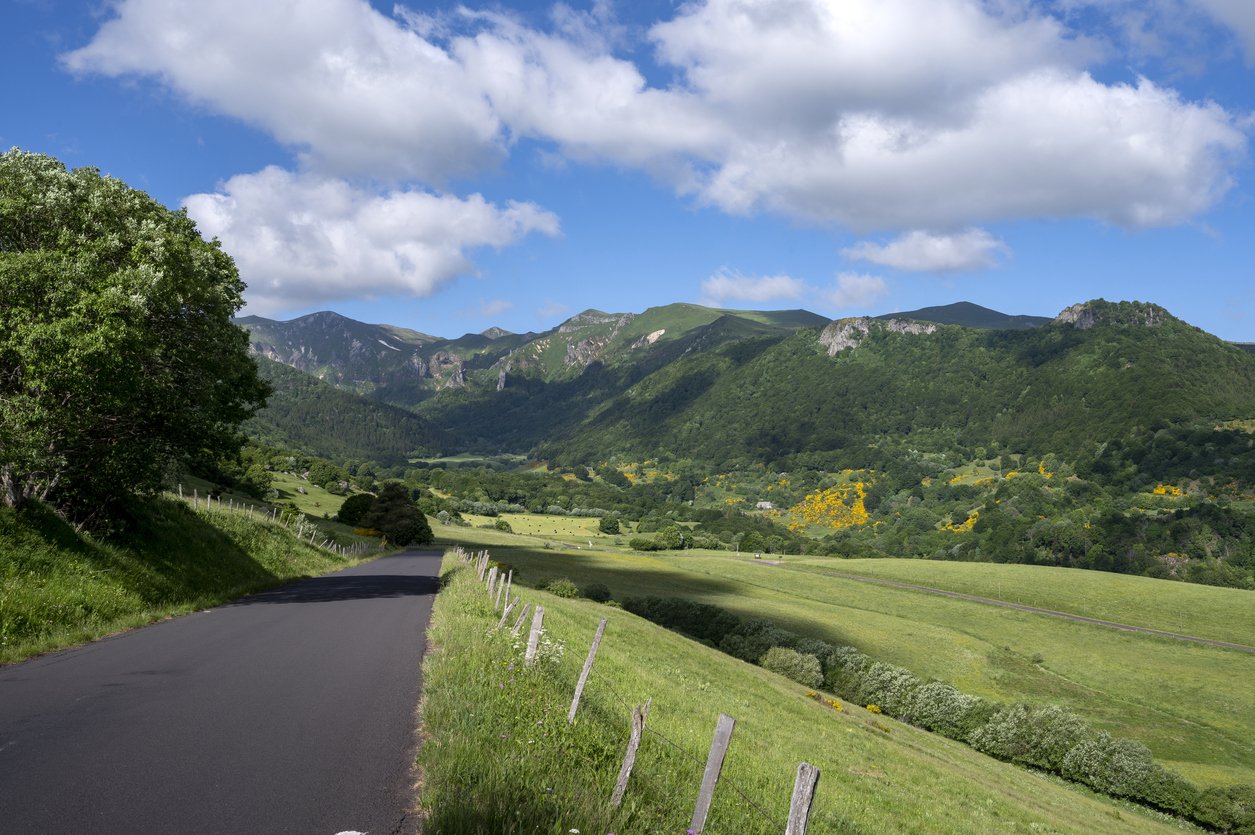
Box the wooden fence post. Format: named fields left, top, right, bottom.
left=511, top=603, right=532, bottom=637
left=690, top=714, right=736, bottom=834
left=610, top=699, right=651, bottom=807
left=785, top=762, right=820, bottom=835
left=524, top=605, right=545, bottom=665
left=495, top=570, right=508, bottom=611
left=497, top=597, right=518, bottom=629
left=568, top=618, right=608, bottom=724
left=503, top=569, right=512, bottom=607
left=486, top=567, right=498, bottom=601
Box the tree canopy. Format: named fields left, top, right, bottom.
left=0, top=149, right=268, bottom=521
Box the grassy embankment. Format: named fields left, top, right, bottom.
left=416, top=549, right=1193, bottom=834
left=433, top=518, right=1255, bottom=789
left=0, top=495, right=381, bottom=665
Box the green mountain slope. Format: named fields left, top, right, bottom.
left=543, top=300, right=1255, bottom=469
left=246, top=357, right=448, bottom=464
left=877, top=300, right=1050, bottom=329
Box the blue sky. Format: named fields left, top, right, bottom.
left=4, top=0, right=1254, bottom=340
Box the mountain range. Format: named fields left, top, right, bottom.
left=238, top=300, right=1255, bottom=469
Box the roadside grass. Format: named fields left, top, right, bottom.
left=0, top=498, right=377, bottom=665
left=434, top=527, right=1255, bottom=789
left=416, top=550, right=1193, bottom=834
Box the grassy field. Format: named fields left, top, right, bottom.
left=416, top=550, right=1194, bottom=833
left=793, top=557, right=1255, bottom=647
left=461, top=511, right=635, bottom=543
left=435, top=525, right=1255, bottom=789
left=0, top=498, right=382, bottom=665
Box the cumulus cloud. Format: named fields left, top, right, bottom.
left=1192, top=0, right=1255, bottom=60
left=66, top=0, right=1247, bottom=232
left=825, top=273, right=890, bottom=309
left=700, top=268, right=808, bottom=305
left=184, top=167, right=559, bottom=314
left=843, top=229, right=1008, bottom=272
left=62, top=0, right=503, bottom=182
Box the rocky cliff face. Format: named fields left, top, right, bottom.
left=1055, top=300, right=1170, bottom=330
left=818, top=317, right=937, bottom=355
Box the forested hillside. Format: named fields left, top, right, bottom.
left=246, top=357, right=447, bottom=465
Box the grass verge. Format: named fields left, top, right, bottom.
left=0, top=498, right=380, bottom=664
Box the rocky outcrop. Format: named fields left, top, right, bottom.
left=428, top=351, right=465, bottom=389
left=819, top=317, right=936, bottom=355
left=1055, top=300, right=1169, bottom=330
left=558, top=311, right=634, bottom=334
left=566, top=334, right=613, bottom=367
left=631, top=329, right=666, bottom=349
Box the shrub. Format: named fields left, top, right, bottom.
left=598, top=516, right=621, bottom=534
left=907, top=681, right=986, bottom=739
left=1061, top=732, right=1158, bottom=800
left=336, top=492, right=375, bottom=526
left=1193, top=784, right=1255, bottom=833
left=543, top=578, right=579, bottom=598
left=629, top=536, right=664, bottom=551
left=580, top=582, right=612, bottom=603
left=493, top=518, right=513, bottom=533
left=760, top=647, right=823, bottom=689
left=857, top=662, right=921, bottom=717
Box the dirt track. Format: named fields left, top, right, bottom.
left=757, top=561, right=1255, bottom=653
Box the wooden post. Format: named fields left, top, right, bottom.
left=786, top=762, right=820, bottom=835
left=690, top=714, right=736, bottom=834
left=494, top=570, right=508, bottom=611
left=497, top=597, right=518, bottom=629
left=568, top=618, right=608, bottom=724
left=178, top=484, right=183, bottom=499
left=486, top=567, right=498, bottom=601
left=610, top=699, right=651, bottom=807
left=511, top=603, right=532, bottom=637
left=524, top=605, right=545, bottom=665
left=503, top=569, right=512, bottom=607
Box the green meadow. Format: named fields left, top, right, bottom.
left=416, top=550, right=1193, bottom=834
left=435, top=522, right=1255, bottom=789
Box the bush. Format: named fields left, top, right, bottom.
left=493, top=518, right=513, bottom=533
left=629, top=536, right=664, bottom=551
left=543, top=578, right=579, bottom=598
left=1061, top=732, right=1158, bottom=800
left=1193, top=784, right=1255, bottom=833
left=337, top=493, right=375, bottom=526
left=906, top=681, right=986, bottom=740
left=580, top=582, right=612, bottom=603
left=760, top=646, right=823, bottom=689
left=598, top=516, right=620, bottom=534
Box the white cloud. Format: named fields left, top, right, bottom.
left=62, top=0, right=503, bottom=182
left=843, top=229, right=1008, bottom=272
left=700, top=269, right=808, bottom=305
left=184, top=167, right=559, bottom=314
left=66, top=0, right=1246, bottom=233
left=825, top=273, right=890, bottom=309
left=1193, top=0, right=1255, bottom=60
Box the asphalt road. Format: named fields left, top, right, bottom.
left=0, top=549, right=442, bottom=835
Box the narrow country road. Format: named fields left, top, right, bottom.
left=0, top=549, right=442, bottom=835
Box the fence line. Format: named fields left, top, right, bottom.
left=451, top=546, right=812, bottom=833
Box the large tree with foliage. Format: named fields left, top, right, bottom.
left=0, top=150, right=268, bottom=521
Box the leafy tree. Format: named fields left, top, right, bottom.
left=0, top=150, right=268, bottom=520
left=337, top=493, right=375, bottom=526
left=360, top=482, right=433, bottom=546
left=598, top=515, right=621, bottom=534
